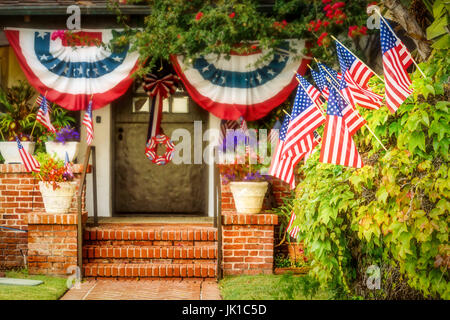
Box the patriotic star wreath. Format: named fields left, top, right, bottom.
left=145, top=134, right=175, bottom=165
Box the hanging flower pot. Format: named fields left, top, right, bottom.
left=39, top=181, right=77, bottom=214
left=229, top=181, right=268, bottom=214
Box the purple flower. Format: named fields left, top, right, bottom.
left=54, top=126, right=80, bottom=144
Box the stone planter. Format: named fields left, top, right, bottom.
left=45, top=141, right=80, bottom=162
left=39, top=181, right=77, bottom=214
left=0, top=141, right=35, bottom=164
left=229, top=181, right=268, bottom=214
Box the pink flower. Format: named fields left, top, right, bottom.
left=229, top=12, right=235, bottom=18
left=195, top=12, right=204, bottom=20
left=51, top=30, right=66, bottom=41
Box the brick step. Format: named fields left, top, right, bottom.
left=83, top=226, right=217, bottom=243
left=82, top=245, right=217, bottom=260
left=83, top=263, right=217, bottom=278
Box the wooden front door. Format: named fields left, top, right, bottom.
left=113, top=84, right=208, bottom=214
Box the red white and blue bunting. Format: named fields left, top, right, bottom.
left=171, top=40, right=311, bottom=121
left=4, top=28, right=140, bottom=111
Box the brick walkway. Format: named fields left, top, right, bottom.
left=60, top=279, right=221, bottom=300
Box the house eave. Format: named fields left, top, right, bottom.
left=0, top=5, right=150, bottom=16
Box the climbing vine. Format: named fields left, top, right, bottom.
left=292, top=50, right=449, bottom=299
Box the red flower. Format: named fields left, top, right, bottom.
left=195, top=12, right=204, bottom=20
left=332, top=2, right=345, bottom=10
left=282, top=20, right=287, bottom=27
left=335, top=20, right=343, bottom=25
left=322, top=0, right=332, bottom=3
left=326, top=10, right=334, bottom=18
left=359, top=26, right=368, bottom=35
left=323, top=20, right=330, bottom=28
left=348, top=25, right=358, bottom=37
left=317, top=32, right=329, bottom=47
left=229, top=12, right=235, bottom=18
left=251, top=44, right=258, bottom=50
left=314, top=19, right=322, bottom=32
left=323, top=4, right=331, bottom=11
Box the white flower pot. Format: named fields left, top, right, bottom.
left=45, top=141, right=80, bottom=162
left=229, top=181, right=268, bottom=214
left=0, top=141, right=35, bottom=164
left=39, top=181, right=77, bottom=214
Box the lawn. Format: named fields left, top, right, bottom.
left=219, top=273, right=332, bottom=300
left=0, top=269, right=68, bottom=300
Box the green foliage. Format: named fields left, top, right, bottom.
left=292, top=50, right=449, bottom=299
left=425, top=0, right=450, bottom=49
left=111, top=0, right=371, bottom=75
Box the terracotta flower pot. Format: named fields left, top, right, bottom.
left=229, top=181, right=268, bottom=214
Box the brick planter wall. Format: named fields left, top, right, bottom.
left=0, top=164, right=88, bottom=269
left=222, top=212, right=278, bottom=275
left=26, top=210, right=88, bottom=275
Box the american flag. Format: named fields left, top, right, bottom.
left=281, top=80, right=325, bottom=159
left=64, top=151, right=73, bottom=177
left=304, top=130, right=321, bottom=164
left=296, top=74, right=322, bottom=106
left=269, top=115, right=308, bottom=189
left=380, top=16, right=413, bottom=113
left=336, top=41, right=383, bottom=110
left=35, top=94, right=50, bottom=111
left=269, top=119, right=281, bottom=145
left=318, top=62, right=342, bottom=98
left=319, top=87, right=363, bottom=168
left=16, top=137, right=40, bottom=172
left=286, top=211, right=299, bottom=240
left=311, top=69, right=329, bottom=100
left=219, top=119, right=241, bottom=145
left=36, top=95, right=56, bottom=133
left=82, top=100, right=94, bottom=145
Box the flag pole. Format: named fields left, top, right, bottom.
left=330, top=35, right=384, bottom=81
left=30, top=90, right=48, bottom=139
left=375, top=9, right=426, bottom=78
left=324, top=75, right=388, bottom=151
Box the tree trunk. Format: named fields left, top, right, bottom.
left=383, top=0, right=432, bottom=61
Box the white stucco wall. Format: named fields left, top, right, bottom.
left=79, top=105, right=112, bottom=217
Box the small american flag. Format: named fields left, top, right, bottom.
left=269, top=115, right=304, bottom=189
left=219, top=119, right=241, bottom=146
left=269, top=119, right=281, bottom=145
left=16, top=137, right=40, bottom=172
left=82, top=100, right=94, bottom=145
left=311, top=69, right=329, bottom=99
left=380, top=16, right=413, bottom=113
left=318, top=62, right=342, bottom=98
left=35, top=94, right=50, bottom=111
left=304, top=131, right=321, bottom=164
left=36, top=95, right=56, bottom=133
left=320, top=87, right=363, bottom=168
left=296, top=74, right=322, bottom=106
left=336, top=42, right=383, bottom=110
left=64, top=151, right=73, bottom=177
left=281, top=79, right=325, bottom=159
left=286, top=211, right=299, bottom=240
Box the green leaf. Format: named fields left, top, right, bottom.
left=409, top=131, right=426, bottom=153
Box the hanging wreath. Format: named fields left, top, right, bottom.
left=145, top=134, right=176, bottom=165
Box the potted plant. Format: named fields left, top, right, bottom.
left=218, top=130, right=268, bottom=214
left=33, top=153, right=77, bottom=214
left=271, top=196, right=309, bottom=274
left=45, top=126, right=80, bottom=162
left=0, top=81, right=39, bottom=163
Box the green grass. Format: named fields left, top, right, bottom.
left=0, top=269, right=68, bottom=300
left=219, top=273, right=332, bottom=300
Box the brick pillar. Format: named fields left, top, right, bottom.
left=26, top=211, right=88, bottom=275
left=0, top=164, right=88, bottom=269
left=222, top=212, right=278, bottom=275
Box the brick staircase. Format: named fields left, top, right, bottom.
left=82, top=224, right=218, bottom=279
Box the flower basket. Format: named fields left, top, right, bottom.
left=45, top=141, right=80, bottom=162
left=229, top=181, right=268, bottom=214
left=39, top=181, right=77, bottom=214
